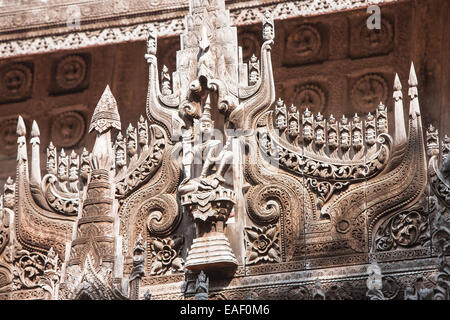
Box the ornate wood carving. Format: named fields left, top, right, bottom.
left=2, top=0, right=447, bottom=301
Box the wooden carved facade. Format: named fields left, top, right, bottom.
left=0, top=0, right=449, bottom=300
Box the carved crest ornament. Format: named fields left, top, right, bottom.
left=0, top=0, right=448, bottom=300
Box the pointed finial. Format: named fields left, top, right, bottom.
left=408, top=62, right=418, bottom=100
left=31, top=120, right=40, bottom=138
left=162, top=65, right=168, bottom=73
left=408, top=62, right=418, bottom=87
left=200, top=95, right=212, bottom=122
left=393, top=73, right=403, bottom=102
left=89, top=85, right=121, bottom=134
left=17, top=116, right=26, bottom=136
left=394, top=73, right=402, bottom=91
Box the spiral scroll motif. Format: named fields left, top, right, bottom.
left=246, top=185, right=284, bottom=224
left=145, top=194, right=180, bottom=238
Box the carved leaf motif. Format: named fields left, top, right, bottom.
left=374, top=200, right=430, bottom=252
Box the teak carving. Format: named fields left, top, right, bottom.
left=0, top=0, right=448, bottom=301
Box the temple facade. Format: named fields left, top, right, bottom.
left=0, top=0, right=448, bottom=300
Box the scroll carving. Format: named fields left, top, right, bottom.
left=374, top=197, right=431, bottom=252
left=2, top=0, right=446, bottom=301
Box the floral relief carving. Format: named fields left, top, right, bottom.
left=350, top=16, right=394, bottom=59
left=294, top=84, right=326, bottom=113
left=50, top=111, right=86, bottom=148
left=0, top=63, right=33, bottom=104
left=351, top=74, right=388, bottom=112
left=287, top=25, right=321, bottom=58
left=149, top=236, right=184, bottom=275
left=53, top=55, right=89, bottom=92
left=1, top=0, right=443, bottom=301
left=245, top=224, right=280, bottom=265
left=283, top=24, right=326, bottom=66
left=12, top=246, right=60, bottom=299
left=0, top=118, right=20, bottom=157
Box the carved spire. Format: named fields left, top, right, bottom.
left=16, top=115, right=27, bottom=163
left=30, top=120, right=41, bottom=185
left=90, top=86, right=121, bottom=171
left=89, top=85, right=121, bottom=134
left=408, top=62, right=420, bottom=119
left=65, top=90, right=125, bottom=294
left=393, top=73, right=407, bottom=146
